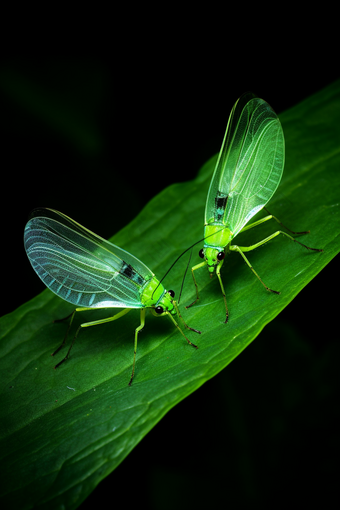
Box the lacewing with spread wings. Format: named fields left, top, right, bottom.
left=24, top=208, right=200, bottom=385
left=186, top=92, right=322, bottom=321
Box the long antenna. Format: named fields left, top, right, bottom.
left=152, top=225, right=227, bottom=298
left=178, top=248, right=193, bottom=305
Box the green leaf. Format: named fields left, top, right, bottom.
left=1, top=81, right=340, bottom=510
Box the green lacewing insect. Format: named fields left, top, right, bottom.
left=24, top=208, right=200, bottom=385
left=186, top=92, right=322, bottom=321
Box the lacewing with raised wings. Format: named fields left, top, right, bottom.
left=186, top=92, right=322, bottom=321
left=24, top=208, right=200, bottom=385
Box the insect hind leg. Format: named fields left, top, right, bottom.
left=231, top=228, right=322, bottom=295
left=263, top=207, right=311, bottom=236
left=52, top=306, right=96, bottom=357
left=52, top=309, right=76, bottom=357
left=52, top=307, right=131, bottom=369
left=54, top=322, right=82, bottom=369
left=245, top=207, right=323, bottom=251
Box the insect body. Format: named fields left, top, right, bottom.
left=24, top=208, right=199, bottom=385
left=186, top=92, right=322, bottom=321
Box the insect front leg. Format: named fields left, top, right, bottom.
left=216, top=260, right=229, bottom=324
left=186, top=261, right=206, bottom=309
left=173, top=300, right=201, bottom=334
left=129, top=308, right=146, bottom=386
left=165, top=311, right=198, bottom=349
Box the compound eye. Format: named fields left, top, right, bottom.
left=199, top=248, right=204, bottom=259
left=155, top=306, right=164, bottom=315
left=217, top=251, right=225, bottom=261
left=168, top=289, right=175, bottom=298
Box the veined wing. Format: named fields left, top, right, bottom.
left=24, top=208, right=154, bottom=308
left=205, top=93, right=284, bottom=237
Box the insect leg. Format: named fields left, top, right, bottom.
left=53, top=310, right=76, bottom=323
left=52, top=306, right=100, bottom=355
left=53, top=308, right=131, bottom=369
left=241, top=209, right=323, bottom=250
left=233, top=226, right=322, bottom=291
left=173, top=300, right=201, bottom=334
left=240, top=213, right=310, bottom=236
left=186, top=261, right=206, bottom=309
left=263, top=207, right=313, bottom=235
left=234, top=220, right=322, bottom=291
left=52, top=310, right=76, bottom=356
left=129, top=308, right=146, bottom=386
left=235, top=229, right=323, bottom=256
left=166, top=311, right=198, bottom=349
left=231, top=244, right=281, bottom=294
left=216, top=261, right=229, bottom=323
left=240, top=215, right=278, bottom=233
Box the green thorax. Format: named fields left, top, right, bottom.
left=140, top=276, right=175, bottom=314
left=204, top=223, right=233, bottom=250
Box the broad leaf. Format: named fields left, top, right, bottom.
left=1, top=81, right=340, bottom=509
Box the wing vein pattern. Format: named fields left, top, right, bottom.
left=24, top=209, right=154, bottom=308
left=205, top=92, right=285, bottom=237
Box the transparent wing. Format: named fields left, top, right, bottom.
left=24, top=208, right=154, bottom=308
left=205, top=92, right=285, bottom=237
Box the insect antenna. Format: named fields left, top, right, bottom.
left=178, top=248, right=193, bottom=305
left=152, top=226, right=227, bottom=299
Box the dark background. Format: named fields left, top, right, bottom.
left=1, top=52, right=339, bottom=508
